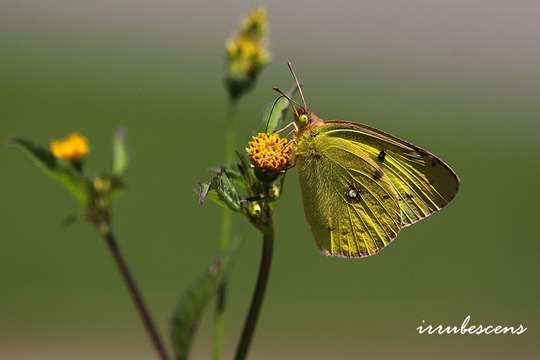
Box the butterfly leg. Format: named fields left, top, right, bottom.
left=285, top=138, right=297, bottom=147
left=274, top=121, right=298, bottom=136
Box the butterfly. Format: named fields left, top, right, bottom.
left=278, top=63, right=460, bottom=259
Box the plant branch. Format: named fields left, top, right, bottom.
left=101, top=225, right=170, bottom=360
left=234, top=220, right=274, bottom=360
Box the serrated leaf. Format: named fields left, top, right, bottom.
left=112, top=128, right=128, bottom=177
left=10, top=138, right=90, bottom=206
left=197, top=170, right=241, bottom=211
left=207, top=165, right=245, bottom=190
left=261, top=85, right=298, bottom=133
left=170, top=248, right=236, bottom=360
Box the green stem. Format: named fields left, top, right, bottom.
left=213, top=100, right=238, bottom=360
left=234, top=221, right=274, bottom=360
left=99, top=224, right=170, bottom=360
left=224, top=100, right=238, bottom=165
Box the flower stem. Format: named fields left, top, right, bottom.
left=224, top=100, right=238, bottom=166
left=213, top=100, right=238, bottom=360
left=234, top=221, right=274, bottom=360
left=100, top=225, right=170, bottom=360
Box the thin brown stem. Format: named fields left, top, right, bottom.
left=102, top=227, right=170, bottom=360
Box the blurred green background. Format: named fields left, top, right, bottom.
left=1, top=1, right=539, bottom=359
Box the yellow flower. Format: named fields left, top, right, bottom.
left=227, top=36, right=269, bottom=74
left=225, top=7, right=270, bottom=99
left=246, top=133, right=292, bottom=173
left=50, top=133, right=89, bottom=161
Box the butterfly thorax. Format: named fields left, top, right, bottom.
left=294, top=117, right=327, bottom=159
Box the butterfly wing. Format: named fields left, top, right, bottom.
left=296, top=131, right=402, bottom=258
left=320, top=120, right=460, bottom=226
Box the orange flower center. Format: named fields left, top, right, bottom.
left=246, top=132, right=292, bottom=172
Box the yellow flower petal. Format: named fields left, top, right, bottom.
left=50, top=133, right=89, bottom=161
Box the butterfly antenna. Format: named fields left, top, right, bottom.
left=287, top=62, right=308, bottom=110
left=272, top=87, right=302, bottom=109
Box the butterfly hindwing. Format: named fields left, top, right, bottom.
left=320, top=121, right=460, bottom=226
left=296, top=131, right=402, bottom=258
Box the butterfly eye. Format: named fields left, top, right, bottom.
left=298, top=114, right=308, bottom=124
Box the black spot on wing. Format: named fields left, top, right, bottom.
left=377, top=150, right=386, bottom=163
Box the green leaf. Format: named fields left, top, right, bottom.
left=235, top=152, right=257, bottom=195
left=261, top=85, right=298, bottom=133
left=207, top=165, right=245, bottom=190
left=170, top=249, right=235, bottom=360
left=197, top=169, right=241, bottom=211
left=9, top=138, right=90, bottom=206
left=112, top=128, right=128, bottom=177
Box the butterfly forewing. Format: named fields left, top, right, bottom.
left=296, top=131, right=402, bottom=258
left=321, top=121, right=460, bottom=226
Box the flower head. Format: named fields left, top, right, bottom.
left=225, top=7, right=269, bottom=100
left=226, top=36, right=269, bottom=75
left=246, top=133, right=292, bottom=173
left=50, top=133, right=89, bottom=162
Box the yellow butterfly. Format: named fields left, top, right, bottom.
left=281, top=64, right=459, bottom=259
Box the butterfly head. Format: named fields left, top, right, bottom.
left=294, top=107, right=308, bottom=125
left=293, top=107, right=319, bottom=129
left=294, top=107, right=312, bottom=129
